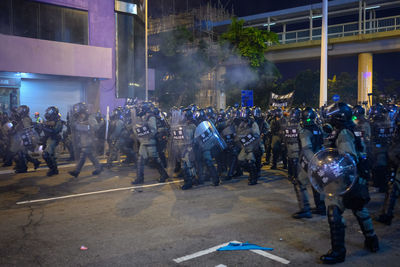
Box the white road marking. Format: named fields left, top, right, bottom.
left=173, top=241, right=240, bottom=263
left=16, top=180, right=182, bottom=205
left=173, top=241, right=290, bottom=265
left=251, top=249, right=290, bottom=265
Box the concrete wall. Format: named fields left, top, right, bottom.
left=0, top=34, right=112, bottom=79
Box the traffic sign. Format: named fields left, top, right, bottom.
left=241, top=90, right=254, bottom=107
left=332, top=94, right=340, bottom=102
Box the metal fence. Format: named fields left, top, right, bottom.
left=276, top=15, right=400, bottom=45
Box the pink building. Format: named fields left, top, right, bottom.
left=0, top=0, right=145, bottom=118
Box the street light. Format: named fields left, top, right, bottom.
left=145, top=0, right=148, bottom=101
left=320, top=0, right=328, bottom=107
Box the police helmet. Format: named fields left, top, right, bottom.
left=253, top=107, right=262, bottom=118
left=45, top=106, right=61, bottom=121
left=352, top=105, right=365, bottom=120
left=301, top=107, right=317, bottom=126
left=183, top=108, right=193, bottom=121
left=240, top=107, right=251, bottom=119
left=369, top=103, right=387, bottom=122
left=326, top=102, right=353, bottom=127
left=17, top=105, right=30, bottom=117
left=111, top=107, right=123, bottom=120
left=73, top=102, right=89, bottom=116
left=289, top=108, right=301, bottom=123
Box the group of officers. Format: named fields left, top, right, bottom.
left=1, top=99, right=399, bottom=265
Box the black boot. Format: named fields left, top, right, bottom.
left=292, top=182, right=312, bottom=219
left=15, top=151, right=27, bottom=173
left=207, top=163, right=219, bottom=186
left=92, top=165, right=103, bottom=175
left=132, top=157, right=144, bottom=184
left=364, top=235, right=379, bottom=253
left=375, top=181, right=398, bottom=225
left=181, top=173, right=193, bottom=190
left=68, top=170, right=79, bottom=178
left=320, top=206, right=346, bottom=264
left=44, top=155, right=58, bottom=176
left=248, top=163, right=258, bottom=185
left=156, top=160, right=169, bottom=183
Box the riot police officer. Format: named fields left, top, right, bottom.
left=106, top=107, right=125, bottom=167
left=42, top=106, right=63, bottom=176
left=319, top=103, right=378, bottom=264
left=270, top=108, right=284, bottom=169
left=295, top=107, right=326, bottom=219
left=253, top=107, right=268, bottom=173
left=235, top=107, right=260, bottom=185
left=132, top=102, right=168, bottom=184
left=353, top=105, right=371, bottom=154
left=171, top=108, right=197, bottom=190
left=375, top=111, right=400, bottom=225
left=370, top=103, right=393, bottom=192
left=283, top=108, right=304, bottom=216
left=11, top=105, right=40, bottom=173
left=154, top=107, right=169, bottom=168
left=68, top=102, right=103, bottom=178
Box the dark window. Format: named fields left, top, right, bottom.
left=39, top=4, right=62, bottom=42
left=115, top=12, right=145, bottom=99
left=13, top=0, right=39, bottom=38
left=63, top=8, right=88, bottom=44
left=0, top=0, right=11, bottom=34
left=0, top=0, right=88, bottom=45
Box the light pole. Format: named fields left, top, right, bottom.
left=320, top=0, right=328, bottom=107
left=145, top=0, right=148, bottom=101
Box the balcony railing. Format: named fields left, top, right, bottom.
left=276, top=15, right=400, bottom=45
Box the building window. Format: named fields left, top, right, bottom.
left=0, top=0, right=88, bottom=45
left=115, top=11, right=145, bottom=98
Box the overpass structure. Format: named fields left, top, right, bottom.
left=213, top=0, right=400, bottom=105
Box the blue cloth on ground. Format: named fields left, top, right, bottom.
left=217, top=242, right=273, bottom=251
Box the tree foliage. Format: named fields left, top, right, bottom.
left=220, top=17, right=278, bottom=68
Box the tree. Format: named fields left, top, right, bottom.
left=220, top=17, right=278, bottom=68
left=220, top=17, right=279, bottom=107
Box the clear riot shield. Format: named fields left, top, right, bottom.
left=167, top=109, right=185, bottom=176
left=308, top=148, right=358, bottom=198
left=194, top=120, right=227, bottom=152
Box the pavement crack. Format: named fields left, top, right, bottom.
left=17, top=205, right=45, bottom=267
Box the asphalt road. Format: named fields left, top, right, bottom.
left=0, top=160, right=399, bottom=266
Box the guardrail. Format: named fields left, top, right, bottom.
left=276, top=15, right=400, bottom=45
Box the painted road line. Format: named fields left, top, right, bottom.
left=251, top=249, right=290, bottom=265
left=16, top=180, right=182, bottom=205
left=173, top=241, right=240, bottom=263
left=215, top=265, right=227, bottom=267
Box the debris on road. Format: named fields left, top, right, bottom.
left=217, top=242, right=273, bottom=251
